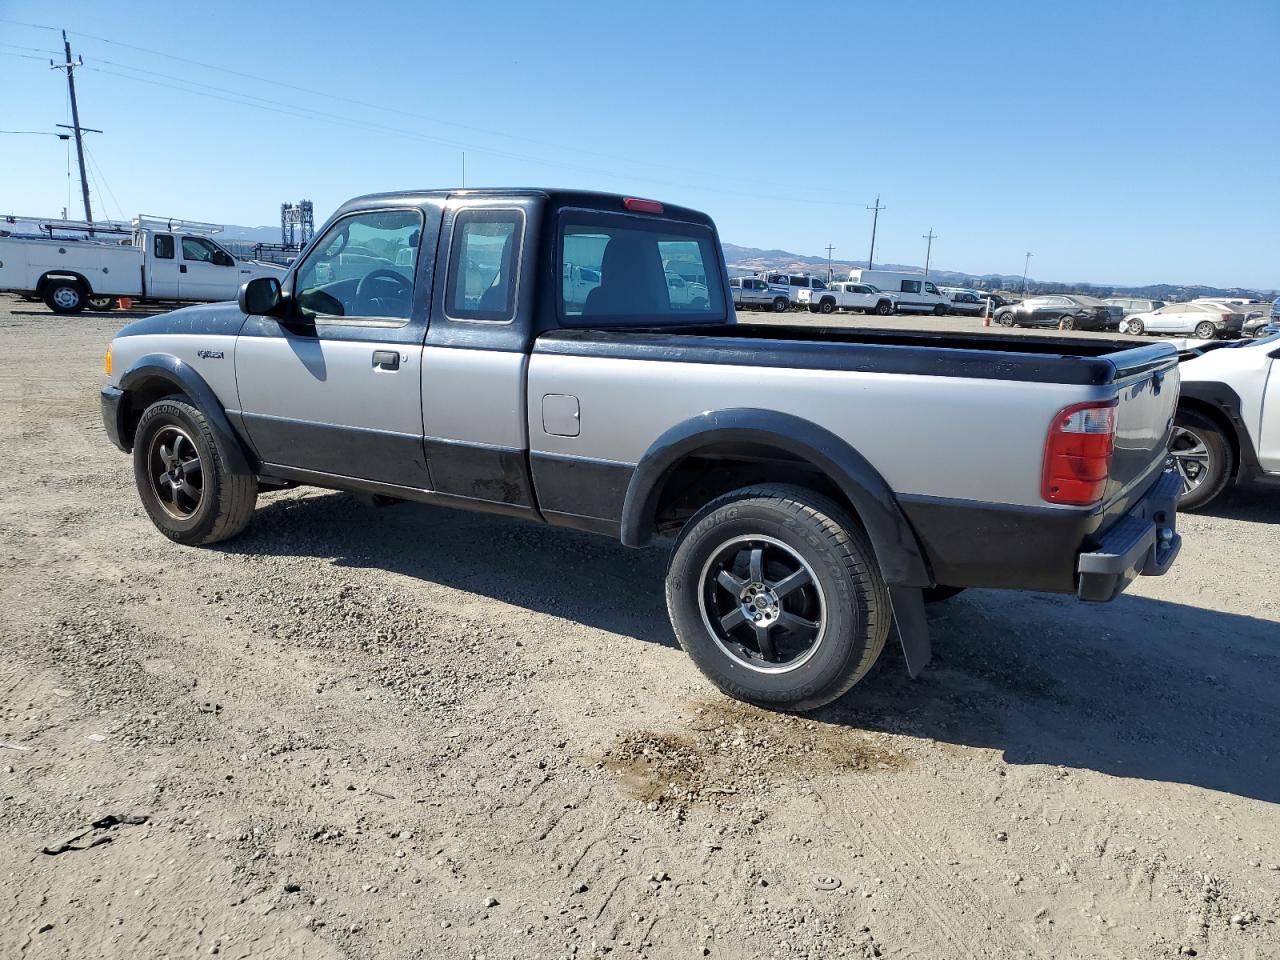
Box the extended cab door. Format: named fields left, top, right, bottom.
left=147, top=232, right=181, bottom=298
left=233, top=205, right=441, bottom=488
left=178, top=235, right=244, bottom=300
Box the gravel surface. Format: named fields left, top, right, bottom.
left=1, top=296, right=1277, bottom=959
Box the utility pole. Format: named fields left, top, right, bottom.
left=865, top=195, right=885, bottom=270
left=825, top=243, right=835, bottom=282
left=1021, top=251, right=1033, bottom=295
left=462, top=151, right=466, bottom=188
left=922, top=229, right=937, bottom=276
left=51, top=31, right=96, bottom=234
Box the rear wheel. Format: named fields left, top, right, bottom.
left=87, top=295, right=116, bottom=312
left=132, top=397, right=258, bottom=545
left=43, top=280, right=86, bottom=315
left=772, top=298, right=789, bottom=313
left=819, top=299, right=835, bottom=315
left=1059, top=316, right=1077, bottom=331
left=665, top=484, right=890, bottom=712
left=1170, top=410, right=1232, bottom=511
left=1194, top=321, right=1217, bottom=340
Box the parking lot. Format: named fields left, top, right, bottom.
left=1, top=295, right=1277, bottom=959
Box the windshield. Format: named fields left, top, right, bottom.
left=559, top=213, right=726, bottom=326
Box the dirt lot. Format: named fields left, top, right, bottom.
left=1, top=296, right=1277, bottom=960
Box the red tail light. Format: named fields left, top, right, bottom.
left=623, top=197, right=664, bottom=215
left=1042, top=399, right=1117, bottom=505
left=1222, top=313, right=1231, bottom=323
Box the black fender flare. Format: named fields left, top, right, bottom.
left=118, top=354, right=255, bottom=475
left=1177, top=380, right=1260, bottom=480
left=619, top=408, right=932, bottom=589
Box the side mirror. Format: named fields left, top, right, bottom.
left=239, top=276, right=282, bottom=316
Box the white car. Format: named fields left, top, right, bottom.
left=1121, top=301, right=1246, bottom=339
left=798, top=281, right=898, bottom=315
left=1172, top=332, right=1280, bottom=509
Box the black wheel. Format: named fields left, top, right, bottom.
left=819, top=299, right=835, bottom=315
left=1194, top=321, right=1216, bottom=340
left=87, top=295, right=116, bottom=312
left=874, top=300, right=893, bottom=316
left=922, top=585, right=965, bottom=604
left=932, top=304, right=947, bottom=316
left=1126, top=317, right=1144, bottom=335
left=665, top=484, right=890, bottom=712
left=43, top=280, right=87, bottom=315
left=1169, top=410, right=1232, bottom=511
left=132, top=397, right=258, bottom=545
left=772, top=298, right=789, bottom=313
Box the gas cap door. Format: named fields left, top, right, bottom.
left=542, top=393, right=581, bottom=437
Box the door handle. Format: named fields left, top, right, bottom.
left=372, top=350, right=400, bottom=371
left=180, top=264, right=187, bottom=273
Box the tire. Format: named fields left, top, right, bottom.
left=132, top=396, right=258, bottom=545
left=874, top=300, right=893, bottom=316
left=932, top=304, right=947, bottom=316
left=665, top=483, right=891, bottom=712
left=1170, top=409, right=1232, bottom=511
left=43, top=280, right=87, bottom=315
left=1127, top=318, right=1144, bottom=335
left=772, top=298, right=789, bottom=313
left=923, top=585, right=965, bottom=604
left=87, top=295, right=116, bottom=312
left=819, top=299, right=835, bottom=315
left=995, top=311, right=1015, bottom=326
left=1194, top=321, right=1216, bottom=340
left=690, top=297, right=707, bottom=310
left=1059, top=316, right=1077, bottom=331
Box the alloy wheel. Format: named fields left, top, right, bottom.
left=147, top=425, right=204, bottom=519
left=1169, top=426, right=1212, bottom=495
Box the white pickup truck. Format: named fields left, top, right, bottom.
left=798, top=281, right=899, bottom=316
left=0, top=216, right=284, bottom=314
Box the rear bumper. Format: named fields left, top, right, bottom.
left=101, top=386, right=128, bottom=452
left=1076, top=469, right=1181, bottom=602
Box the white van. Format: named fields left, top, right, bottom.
left=848, top=270, right=950, bottom=315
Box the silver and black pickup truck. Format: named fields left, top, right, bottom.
left=100, top=188, right=1183, bottom=712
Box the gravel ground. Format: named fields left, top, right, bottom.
left=1, top=295, right=1277, bottom=960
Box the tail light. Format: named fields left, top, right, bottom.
left=1222, top=313, right=1231, bottom=323
left=1042, top=399, right=1117, bottom=505
left=623, top=197, right=664, bottom=215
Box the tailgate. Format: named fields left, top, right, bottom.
left=1104, top=342, right=1180, bottom=501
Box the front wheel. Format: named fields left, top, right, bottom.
left=874, top=300, right=893, bottom=316
left=932, top=304, right=947, bottom=316
left=1170, top=410, right=1232, bottom=511
left=1194, top=321, right=1217, bottom=340
left=44, top=280, right=87, bottom=315
left=1126, top=317, right=1144, bottom=335
left=995, top=311, right=1015, bottom=326
left=132, top=397, right=258, bottom=545
left=772, top=298, right=789, bottom=313
left=819, top=299, right=835, bottom=315
left=665, top=484, right=890, bottom=712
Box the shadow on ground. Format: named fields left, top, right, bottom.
left=221, top=489, right=1280, bottom=805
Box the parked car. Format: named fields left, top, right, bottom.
left=1120, top=302, right=1245, bottom=339
left=100, top=187, right=1184, bottom=713
left=944, top=290, right=988, bottom=316
left=1172, top=332, right=1280, bottom=509
left=1105, top=297, right=1166, bottom=316
left=0, top=215, right=285, bottom=315
left=994, top=295, right=1120, bottom=331
left=768, top=273, right=830, bottom=307
left=798, top=281, right=897, bottom=315
left=729, top=276, right=790, bottom=313
left=848, top=269, right=951, bottom=314
left=1243, top=311, right=1270, bottom=338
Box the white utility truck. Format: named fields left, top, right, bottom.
left=0, top=215, right=285, bottom=314
left=848, top=269, right=951, bottom=315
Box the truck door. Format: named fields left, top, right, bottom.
left=177, top=235, right=241, bottom=300
left=233, top=206, right=438, bottom=488
left=147, top=233, right=180, bottom=298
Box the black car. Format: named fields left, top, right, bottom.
left=994, top=294, right=1121, bottom=331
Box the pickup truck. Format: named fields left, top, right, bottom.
left=798, top=281, right=897, bottom=316
left=729, top=276, right=791, bottom=313
left=100, top=188, right=1184, bottom=712
left=0, top=216, right=284, bottom=314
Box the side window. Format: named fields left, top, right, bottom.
left=924, top=281, right=940, bottom=294
left=901, top=280, right=922, bottom=294
left=812, top=278, right=827, bottom=290
left=295, top=208, right=423, bottom=321
left=153, top=234, right=174, bottom=259
left=447, top=209, right=523, bottom=322
left=181, top=236, right=217, bottom=263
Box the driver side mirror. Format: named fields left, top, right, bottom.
left=238, top=276, right=283, bottom=316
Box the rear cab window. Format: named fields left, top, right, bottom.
left=558, top=210, right=726, bottom=326
left=446, top=209, right=524, bottom=322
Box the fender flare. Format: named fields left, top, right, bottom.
left=118, top=354, right=255, bottom=475
left=1177, top=380, right=1261, bottom=480
left=619, top=408, right=932, bottom=588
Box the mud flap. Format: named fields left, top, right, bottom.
left=888, top=586, right=931, bottom=678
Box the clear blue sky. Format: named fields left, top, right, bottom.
left=1, top=0, right=1276, bottom=289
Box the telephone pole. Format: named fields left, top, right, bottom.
left=825, top=243, right=835, bottom=281
left=865, top=195, right=885, bottom=269
left=1021, top=251, right=1033, bottom=294
left=50, top=31, right=95, bottom=234
left=922, top=229, right=937, bottom=276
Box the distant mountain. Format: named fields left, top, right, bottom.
left=721, top=242, right=1276, bottom=300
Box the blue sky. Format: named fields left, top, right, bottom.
left=1, top=0, right=1276, bottom=289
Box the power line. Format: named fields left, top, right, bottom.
left=0, top=129, right=69, bottom=137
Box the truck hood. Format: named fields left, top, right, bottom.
left=114, top=300, right=248, bottom=340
